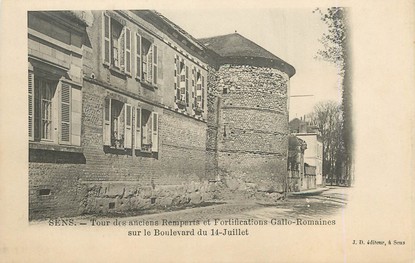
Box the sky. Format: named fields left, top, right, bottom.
left=158, top=8, right=343, bottom=120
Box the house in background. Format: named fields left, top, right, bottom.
left=28, top=10, right=296, bottom=219
left=289, top=117, right=324, bottom=187
left=287, top=135, right=307, bottom=192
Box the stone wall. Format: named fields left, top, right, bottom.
left=78, top=80, right=216, bottom=215
left=29, top=77, right=217, bottom=219
left=211, top=64, right=290, bottom=200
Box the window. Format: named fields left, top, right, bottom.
left=102, top=12, right=131, bottom=74
left=39, top=78, right=55, bottom=140
left=174, top=55, right=187, bottom=109
left=194, top=69, right=205, bottom=114
left=103, top=99, right=132, bottom=149
left=28, top=71, right=81, bottom=146
left=104, top=99, right=158, bottom=152
left=135, top=108, right=159, bottom=153
left=135, top=33, right=158, bottom=85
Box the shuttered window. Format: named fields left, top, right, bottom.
left=135, top=107, right=141, bottom=150
left=60, top=82, right=71, bottom=144
left=103, top=98, right=111, bottom=146
left=153, top=45, right=158, bottom=85
left=125, top=27, right=131, bottom=74
left=174, top=55, right=180, bottom=101
left=28, top=71, right=34, bottom=140
left=185, top=65, right=189, bottom=106
left=201, top=75, right=205, bottom=110
left=135, top=33, right=141, bottom=79
left=147, top=45, right=153, bottom=83
left=192, top=67, right=196, bottom=110
left=103, top=98, right=135, bottom=149
left=179, top=59, right=186, bottom=102
left=29, top=72, right=81, bottom=146
left=40, top=79, right=54, bottom=140
left=124, top=104, right=132, bottom=148
left=103, top=12, right=111, bottom=65
left=151, top=112, right=159, bottom=152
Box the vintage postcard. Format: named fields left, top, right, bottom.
left=0, top=0, right=413, bottom=262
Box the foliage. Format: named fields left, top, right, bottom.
left=309, top=101, right=344, bottom=181
left=314, top=7, right=352, bottom=185
left=313, top=7, right=347, bottom=75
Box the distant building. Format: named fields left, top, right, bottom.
left=28, top=10, right=296, bottom=219
left=287, top=135, right=307, bottom=192
left=289, top=118, right=324, bottom=187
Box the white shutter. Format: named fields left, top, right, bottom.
left=136, top=33, right=141, bottom=79
left=103, top=12, right=111, bottom=65
left=124, top=104, right=132, bottom=148
left=28, top=71, right=34, bottom=141
left=119, top=28, right=125, bottom=70
left=148, top=45, right=153, bottom=83
left=202, top=75, right=205, bottom=110
left=174, top=55, right=178, bottom=101
left=103, top=98, right=111, bottom=145
left=151, top=112, right=159, bottom=152
left=135, top=107, right=141, bottom=150
left=185, top=65, right=189, bottom=106
left=125, top=27, right=131, bottom=74
left=192, top=66, right=196, bottom=109
left=153, top=45, right=158, bottom=85
left=180, top=59, right=186, bottom=102
left=60, top=82, right=71, bottom=144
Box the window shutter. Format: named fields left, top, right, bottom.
left=202, top=75, right=205, bottom=110
left=153, top=45, right=158, bottom=85
left=148, top=45, right=153, bottom=83
left=120, top=28, right=125, bottom=70
left=103, top=98, right=111, bottom=145
left=136, top=33, right=141, bottom=79
left=125, top=27, right=131, bottom=74
left=185, top=65, right=189, bottom=106
left=103, top=12, right=111, bottom=65
left=28, top=71, right=34, bottom=141
left=180, top=59, right=186, bottom=102
left=175, top=55, right=180, bottom=101
left=124, top=104, right=132, bottom=148
left=151, top=112, right=158, bottom=152
left=60, top=82, right=71, bottom=144
left=135, top=107, right=141, bottom=150
left=192, top=67, right=195, bottom=109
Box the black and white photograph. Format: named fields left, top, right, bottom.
left=27, top=8, right=351, bottom=222
left=0, top=1, right=414, bottom=262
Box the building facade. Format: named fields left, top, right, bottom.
left=289, top=118, right=324, bottom=187
left=28, top=10, right=295, bottom=219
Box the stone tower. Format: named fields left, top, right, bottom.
left=200, top=33, right=295, bottom=198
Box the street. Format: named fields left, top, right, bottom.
left=31, top=186, right=349, bottom=225
left=119, top=186, right=349, bottom=222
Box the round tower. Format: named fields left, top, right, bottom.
left=201, top=33, right=295, bottom=196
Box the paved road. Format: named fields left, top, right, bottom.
left=122, top=186, right=349, bottom=222
left=32, top=186, right=349, bottom=225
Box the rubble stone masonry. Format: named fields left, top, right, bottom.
left=209, top=64, right=289, bottom=200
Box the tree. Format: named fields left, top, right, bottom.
left=309, top=101, right=344, bottom=184
left=314, top=7, right=353, bottom=186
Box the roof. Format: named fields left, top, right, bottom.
left=132, top=10, right=208, bottom=63
left=288, top=135, right=307, bottom=149
left=199, top=33, right=277, bottom=59
left=199, top=33, right=295, bottom=77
